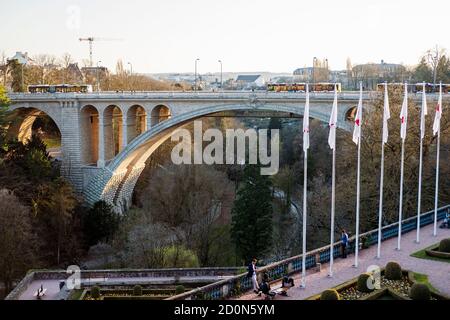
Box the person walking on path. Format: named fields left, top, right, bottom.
left=341, top=229, right=349, bottom=258
left=247, top=258, right=259, bottom=294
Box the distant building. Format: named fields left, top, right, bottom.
left=8, top=51, right=34, bottom=65
left=293, top=67, right=329, bottom=82
left=235, top=74, right=265, bottom=89
left=66, top=63, right=84, bottom=84
left=352, top=60, right=407, bottom=90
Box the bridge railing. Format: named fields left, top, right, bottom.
left=166, top=205, right=449, bottom=300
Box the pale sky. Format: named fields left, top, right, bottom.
left=1, top=0, right=449, bottom=73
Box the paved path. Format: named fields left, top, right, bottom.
left=237, top=223, right=450, bottom=300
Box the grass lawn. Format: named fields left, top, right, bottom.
left=67, top=289, right=84, bottom=300
left=411, top=272, right=439, bottom=293
left=43, top=137, right=61, bottom=149
left=410, top=243, right=450, bottom=264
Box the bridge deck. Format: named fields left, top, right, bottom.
left=235, top=223, right=450, bottom=300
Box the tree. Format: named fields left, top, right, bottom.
left=0, top=85, right=9, bottom=149
left=413, top=57, right=433, bottom=83
left=82, top=201, right=121, bottom=247
left=7, top=59, right=24, bottom=92
left=0, top=189, right=36, bottom=294
left=231, top=164, right=273, bottom=264
left=35, top=177, right=79, bottom=265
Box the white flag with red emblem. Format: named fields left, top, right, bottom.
left=382, top=84, right=391, bottom=144
left=352, top=84, right=363, bottom=144
left=303, top=84, right=310, bottom=152
left=400, top=83, right=408, bottom=141
left=420, top=83, right=428, bottom=140
left=433, top=84, right=442, bottom=136
left=328, top=85, right=338, bottom=149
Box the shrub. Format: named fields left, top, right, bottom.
left=409, top=283, right=430, bottom=300
left=320, top=289, right=340, bottom=300
left=175, top=285, right=185, bottom=295
left=384, top=262, right=402, bottom=280
left=357, top=273, right=375, bottom=293
left=133, top=285, right=143, bottom=296
left=438, top=238, right=450, bottom=253
left=91, top=286, right=101, bottom=299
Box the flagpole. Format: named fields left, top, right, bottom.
left=416, top=82, right=426, bottom=243
left=377, top=139, right=385, bottom=259
left=398, top=139, right=405, bottom=250
left=353, top=82, right=363, bottom=268
left=301, top=148, right=307, bottom=287
left=328, top=85, right=337, bottom=277
left=301, top=84, right=309, bottom=288
left=433, top=82, right=442, bottom=236
left=354, top=116, right=361, bottom=267
left=377, top=82, right=388, bottom=259
left=329, top=146, right=336, bottom=277
left=433, top=130, right=440, bottom=236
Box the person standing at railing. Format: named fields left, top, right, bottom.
left=341, top=229, right=349, bottom=258
left=247, top=258, right=260, bottom=294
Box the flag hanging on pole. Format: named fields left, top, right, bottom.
left=400, top=83, right=408, bottom=141
left=432, top=84, right=443, bottom=236
left=352, top=86, right=363, bottom=145
left=301, top=84, right=310, bottom=288
left=433, top=85, right=442, bottom=136
left=328, top=84, right=337, bottom=277
left=397, top=83, right=408, bottom=251
left=420, top=83, right=428, bottom=140
left=382, top=84, right=391, bottom=144
left=377, top=83, right=390, bottom=259
left=328, top=86, right=338, bottom=149
left=303, top=84, right=310, bottom=152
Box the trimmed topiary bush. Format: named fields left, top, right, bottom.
left=175, top=285, right=185, bottom=295
left=91, top=286, right=101, bottom=299
left=439, top=238, right=450, bottom=253
left=385, top=261, right=402, bottom=280
left=320, top=289, right=340, bottom=300
left=409, top=283, right=430, bottom=300
left=133, top=285, right=143, bottom=296
left=357, top=273, right=375, bottom=293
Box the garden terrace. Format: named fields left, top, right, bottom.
left=166, top=205, right=450, bottom=300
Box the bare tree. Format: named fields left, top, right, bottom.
left=0, top=189, right=37, bottom=294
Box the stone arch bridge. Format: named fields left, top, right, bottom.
left=8, top=91, right=373, bottom=212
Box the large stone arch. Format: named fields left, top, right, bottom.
left=84, top=102, right=355, bottom=212
left=7, top=105, right=63, bottom=143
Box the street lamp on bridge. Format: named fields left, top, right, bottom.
left=218, top=60, right=223, bottom=90
left=96, top=60, right=102, bottom=92
left=127, top=62, right=133, bottom=91
left=194, top=58, right=200, bottom=92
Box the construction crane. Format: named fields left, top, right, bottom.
left=79, top=37, right=122, bottom=67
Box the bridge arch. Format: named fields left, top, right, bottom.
left=103, top=105, right=124, bottom=160
left=80, top=105, right=100, bottom=165
left=6, top=106, right=62, bottom=147
left=345, top=106, right=358, bottom=122
left=151, top=104, right=171, bottom=126
left=126, top=105, right=147, bottom=144
left=85, top=102, right=355, bottom=212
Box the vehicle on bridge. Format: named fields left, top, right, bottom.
left=28, top=84, right=93, bottom=94
left=267, top=82, right=342, bottom=93
left=376, top=82, right=450, bottom=94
